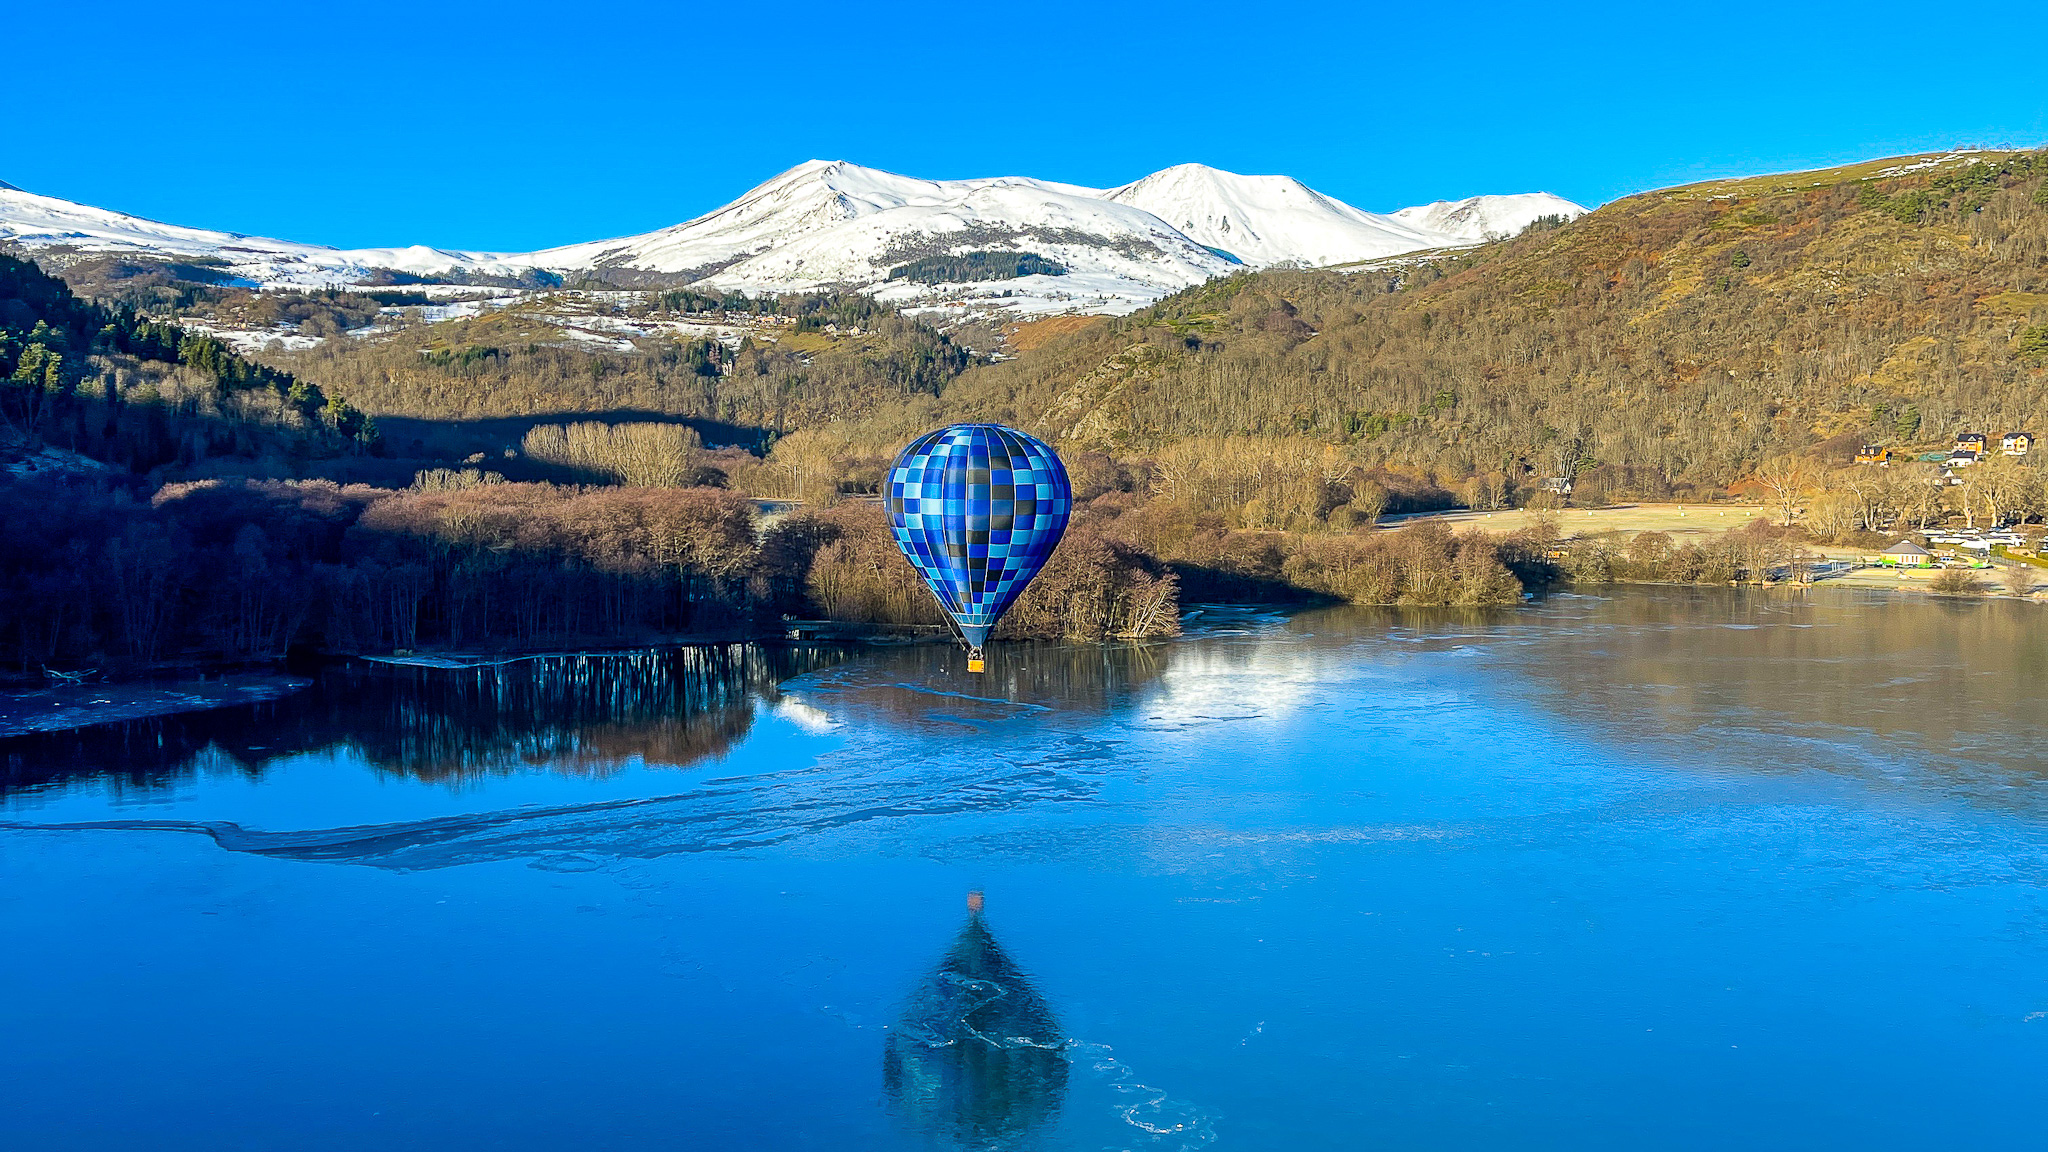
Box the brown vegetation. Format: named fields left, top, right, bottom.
left=0, top=475, right=1218, bottom=680
left=520, top=420, right=712, bottom=487
left=1557, top=520, right=1822, bottom=586
left=1005, top=314, right=1106, bottom=353
left=269, top=299, right=971, bottom=430
left=1929, top=568, right=1987, bottom=595
left=708, top=150, right=2048, bottom=516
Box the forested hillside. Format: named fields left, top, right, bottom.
left=0, top=254, right=378, bottom=472
left=761, top=149, right=2048, bottom=514
left=267, top=289, right=975, bottom=427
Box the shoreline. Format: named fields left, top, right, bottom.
left=1579, top=574, right=2044, bottom=602
left=0, top=628, right=893, bottom=737
left=0, top=673, right=313, bottom=740
left=1386, top=501, right=2041, bottom=602
left=5, top=572, right=2031, bottom=738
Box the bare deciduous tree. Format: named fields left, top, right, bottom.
left=1804, top=486, right=1862, bottom=542
left=1754, top=456, right=1812, bottom=527
left=522, top=422, right=705, bottom=487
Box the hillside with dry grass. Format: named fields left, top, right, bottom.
left=270, top=293, right=972, bottom=429
left=840, top=149, right=2048, bottom=508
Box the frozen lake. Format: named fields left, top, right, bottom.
left=4, top=587, right=2045, bottom=1149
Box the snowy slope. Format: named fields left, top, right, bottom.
left=1106, top=164, right=1458, bottom=267
left=1390, top=192, right=1586, bottom=242
left=510, top=160, right=1234, bottom=311
left=0, top=164, right=1588, bottom=316
left=0, top=183, right=531, bottom=286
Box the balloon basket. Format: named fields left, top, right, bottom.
left=967, top=650, right=985, bottom=674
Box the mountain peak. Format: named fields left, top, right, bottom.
left=1116, top=164, right=1311, bottom=195
left=752, top=158, right=849, bottom=189
left=1390, top=192, right=1587, bottom=241
left=1107, top=164, right=1445, bottom=267
left=1147, top=162, right=1255, bottom=179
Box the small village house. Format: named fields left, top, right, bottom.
left=1854, top=445, right=1892, bottom=465
left=1873, top=540, right=1934, bottom=567
left=1955, top=431, right=1989, bottom=454
left=2002, top=431, right=2034, bottom=456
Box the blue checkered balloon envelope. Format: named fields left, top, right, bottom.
left=885, top=424, right=1072, bottom=649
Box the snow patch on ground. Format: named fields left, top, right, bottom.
left=552, top=327, right=637, bottom=352
left=177, top=318, right=326, bottom=353
left=1877, top=150, right=1986, bottom=177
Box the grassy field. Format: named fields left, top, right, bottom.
left=1651, top=149, right=2024, bottom=201
left=1381, top=502, right=1776, bottom=539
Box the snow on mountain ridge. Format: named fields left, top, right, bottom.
left=1107, top=163, right=1458, bottom=267
left=0, top=182, right=535, bottom=286
left=507, top=160, right=1235, bottom=313
left=1390, top=192, right=1586, bottom=242
left=0, top=163, right=1588, bottom=316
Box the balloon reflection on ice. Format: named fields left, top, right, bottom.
left=883, top=893, right=1068, bottom=1147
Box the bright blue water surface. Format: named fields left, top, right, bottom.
left=3, top=587, right=2045, bottom=1149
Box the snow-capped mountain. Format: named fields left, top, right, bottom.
left=1390, top=192, right=1585, bottom=242
left=0, top=163, right=1588, bottom=316
left=0, top=180, right=534, bottom=286
left=1106, top=164, right=1459, bottom=267
left=516, top=160, right=1237, bottom=313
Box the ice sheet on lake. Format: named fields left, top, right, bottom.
left=1, top=734, right=1120, bottom=871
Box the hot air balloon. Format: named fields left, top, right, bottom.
left=886, top=424, right=1072, bottom=673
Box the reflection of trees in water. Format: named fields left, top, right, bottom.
left=810, top=640, right=1169, bottom=732
left=0, top=644, right=847, bottom=798
left=884, top=905, right=1068, bottom=1148
left=1474, top=587, right=2048, bottom=774
left=24, top=587, right=2040, bottom=802
left=336, top=646, right=828, bottom=782
left=1279, top=587, right=2048, bottom=795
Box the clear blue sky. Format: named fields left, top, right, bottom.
left=14, top=0, right=2047, bottom=252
